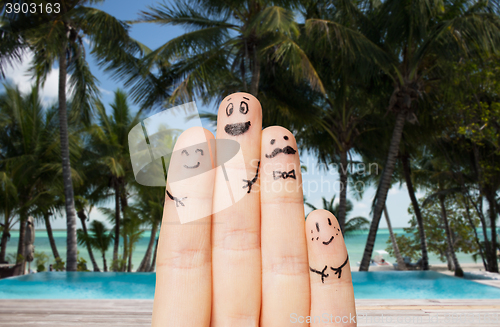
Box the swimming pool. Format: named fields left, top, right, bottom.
left=1, top=271, right=499, bottom=299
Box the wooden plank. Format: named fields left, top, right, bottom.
left=1, top=299, right=499, bottom=327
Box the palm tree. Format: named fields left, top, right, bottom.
left=0, top=171, right=18, bottom=262
left=77, top=220, right=112, bottom=272
left=0, top=85, right=75, bottom=271
left=382, top=205, right=407, bottom=270
left=74, top=196, right=101, bottom=272
left=1, top=0, right=141, bottom=271
left=305, top=194, right=370, bottom=236
left=400, top=149, right=430, bottom=270
left=420, top=158, right=464, bottom=276
left=124, top=0, right=322, bottom=110
left=121, top=207, right=144, bottom=272
left=135, top=184, right=165, bottom=272
left=89, top=89, right=141, bottom=270
left=358, top=0, right=500, bottom=271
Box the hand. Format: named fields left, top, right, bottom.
left=152, top=93, right=356, bottom=327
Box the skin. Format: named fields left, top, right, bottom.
left=152, top=93, right=356, bottom=327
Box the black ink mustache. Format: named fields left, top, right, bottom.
left=225, top=121, right=251, bottom=136
left=265, top=145, right=297, bottom=158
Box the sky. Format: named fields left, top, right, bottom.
left=3, top=0, right=425, bottom=230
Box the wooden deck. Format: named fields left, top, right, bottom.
left=0, top=299, right=499, bottom=326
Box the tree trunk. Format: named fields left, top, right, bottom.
left=439, top=195, right=463, bottom=276
left=43, top=213, right=60, bottom=260
left=337, top=151, right=348, bottom=231
left=149, top=238, right=159, bottom=272
left=472, top=195, right=493, bottom=270
left=359, top=111, right=406, bottom=271
left=401, top=154, right=429, bottom=270
left=121, top=186, right=129, bottom=272
left=472, top=146, right=497, bottom=272
left=59, top=39, right=78, bottom=272
left=486, top=192, right=499, bottom=273
left=137, top=222, right=158, bottom=272
left=112, top=181, right=120, bottom=271
left=77, top=211, right=100, bottom=272
left=462, top=194, right=488, bottom=270
left=445, top=249, right=455, bottom=271
left=384, top=205, right=406, bottom=270
left=122, top=234, right=128, bottom=272
left=16, top=216, right=26, bottom=272
left=249, top=44, right=260, bottom=96
left=0, top=222, right=9, bottom=262
left=127, top=246, right=132, bottom=272
left=102, top=252, right=108, bottom=272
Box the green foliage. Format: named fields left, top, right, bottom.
left=34, top=251, right=49, bottom=272
left=53, top=257, right=65, bottom=271
left=77, top=220, right=113, bottom=256
left=77, top=256, right=89, bottom=272
left=386, top=234, right=421, bottom=262
left=111, top=256, right=126, bottom=272
left=386, top=195, right=480, bottom=262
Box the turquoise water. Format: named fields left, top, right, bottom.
left=4, top=228, right=480, bottom=271
left=1, top=271, right=500, bottom=299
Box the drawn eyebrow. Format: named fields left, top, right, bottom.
left=316, top=222, right=320, bottom=232
left=227, top=98, right=232, bottom=101
left=243, top=97, right=249, bottom=100
left=181, top=150, right=189, bottom=156
left=195, top=148, right=204, bottom=155
left=328, top=218, right=332, bottom=226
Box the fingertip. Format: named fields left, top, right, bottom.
left=306, top=209, right=347, bottom=266
left=216, top=92, right=262, bottom=139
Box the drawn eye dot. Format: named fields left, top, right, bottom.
left=311, top=238, right=314, bottom=241
left=270, top=139, right=275, bottom=145
left=316, top=237, right=319, bottom=240
left=284, top=135, right=289, bottom=140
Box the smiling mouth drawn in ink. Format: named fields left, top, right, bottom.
left=265, top=135, right=297, bottom=158
left=181, top=148, right=204, bottom=169
left=224, top=97, right=251, bottom=136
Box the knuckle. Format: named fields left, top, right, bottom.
left=157, top=248, right=210, bottom=270
left=263, top=254, right=309, bottom=276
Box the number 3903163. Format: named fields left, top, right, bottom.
left=5, top=2, right=61, bottom=14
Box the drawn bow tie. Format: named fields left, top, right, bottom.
left=273, top=169, right=296, bottom=180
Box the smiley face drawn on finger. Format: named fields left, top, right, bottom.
left=224, top=96, right=251, bottom=136
left=265, top=135, right=297, bottom=158
left=310, top=216, right=341, bottom=245
left=181, top=148, right=205, bottom=169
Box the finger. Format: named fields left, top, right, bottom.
left=260, top=127, right=310, bottom=327
left=307, top=210, right=357, bottom=327
left=152, top=127, right=215, bottom=327
left=212, top=92, right=262, bottom=326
